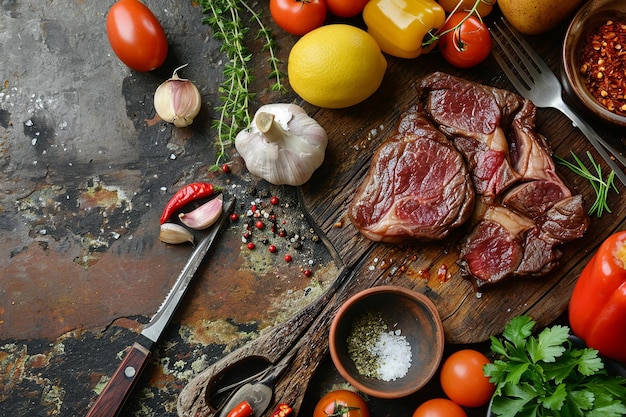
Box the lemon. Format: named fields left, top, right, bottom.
left=288, top=24, right=387, bottom=109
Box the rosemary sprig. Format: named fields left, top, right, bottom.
left=198, top=0, right=285, bottom=170
left=555, top=151, right=618, bottom=217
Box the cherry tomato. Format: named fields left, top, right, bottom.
left=437, top=0, right=496, bottom=17
left=313, top=390, right=370, bottom=417
left=413, top=398, right=467, bottom=417
left=106, top=0, right=168, bottom=71
left=269, top=0, right=327, bottom=36
left=326, top=0, right=370, bottom=18
left=440, top=349, right=495, bottom=408
left=438, top=12, right=492, bottom=68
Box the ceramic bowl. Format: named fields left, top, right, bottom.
left=562, top=0, right=626, bottom=127
left=329, top=286, right=444, bottom=399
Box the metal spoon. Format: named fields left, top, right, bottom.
left=217, top=351, right=296, bottom=417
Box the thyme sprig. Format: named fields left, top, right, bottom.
left=555, top=151, right=618, bottom=217
left=199, top=0, right=285, bottom=170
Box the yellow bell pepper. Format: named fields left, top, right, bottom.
left=362, top=0, right=446, bottom=59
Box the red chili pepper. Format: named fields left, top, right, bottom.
left=226, top=401, right=253, bottom=417
left=569, top=231, right=626, bottom=363
left=160, top=182, right=221, bottom=224
left=270, top=403, right=293, bottom=417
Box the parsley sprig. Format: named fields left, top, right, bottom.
left=485, top=316, right=626, bottom=417
left=199, top=0, right=285, bottom=170
left=555, top=151, right=618, bottom=217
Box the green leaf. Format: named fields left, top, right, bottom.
left=576, top=348, right=604, bottom=375
left=543, top=357, right=577, bottom=384
left=585, top=376, right=626, bottom=401
left=490, top=335, right=509, bottom=356
left=567, top=389, right=595, bottom=412
left=492, top=384, right=538, bottom=417
left=503, top=316, right=535, bottom=349
left=559, top=394, right=588, bottom=417
left=484, top=360, right=509, bottom=385
left=585, top=395, right=626, bottom=417
left=488, top=315, right=626, bottom=417
left=528, top=325, right=568, bottom=363
left=539, top=382, right=567, bottom=410
left=504, top=362, right=531, bottom=386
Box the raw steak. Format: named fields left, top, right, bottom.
left=348, top=105, right=475, bottom=243
left=419, top=72, right=522, bottom=197
left=351, top=72, right=588, bottom=288
left=421, top=74, right=589, bottom=287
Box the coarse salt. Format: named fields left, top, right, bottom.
left=368, top=330, right=412, bottom=381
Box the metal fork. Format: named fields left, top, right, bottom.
left=490, top=17, right=626, bottom=188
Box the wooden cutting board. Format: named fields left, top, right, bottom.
left=178, top=36, right=626, bottom=416
left=178, top=16, right=626, bottom=417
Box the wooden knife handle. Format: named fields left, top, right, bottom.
left=85, top=340, right=151, bottom=417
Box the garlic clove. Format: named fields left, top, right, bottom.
left=160, top=222, right=195, bottom=244
left=178, top=194, right=223, bottom=230
left=154, top=64, right=202, bottom=128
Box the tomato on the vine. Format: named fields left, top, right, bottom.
left=313, top=390, right=370, bottom=417
left=412, top=398, right=467, bottom=417
left=106, top=0, right=168, bottom=72
left=269, top=0, right=327, bottom=36
left=438, top=12, right=492, bottom=68
left=440, top=349, right=495, bottom=408
left=326, top=0, right=370, bottom=18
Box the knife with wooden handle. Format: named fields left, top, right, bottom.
left=85, top=198, right=235, bottom=417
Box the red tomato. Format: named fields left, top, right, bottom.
left=326, top=0, right=370, bottom=18
left=440, top=349, right=495, bottom=408
left=269, top=0, right=327, bottom=36
left=106, top=0, right=168, bottom=72
left=313, top=390, right=370, bottom=417
left=413, top=398, right=467, bottom=417
left=438, top=12, right=492, bottom=68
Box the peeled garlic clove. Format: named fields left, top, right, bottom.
left=160, top=222, right=194, bottom=244
left=178, top=194, right=223, bottom=230
left=154, top=64, right=201, bottom=128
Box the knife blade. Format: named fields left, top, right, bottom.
left=85, top=198, right=235, bottom=417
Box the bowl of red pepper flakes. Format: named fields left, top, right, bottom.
left=562, top=0, right=626, bottom=127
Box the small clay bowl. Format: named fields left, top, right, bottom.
left=329, top=286, right=445, bottom=399
left=562, top=0, right=626, bottom=127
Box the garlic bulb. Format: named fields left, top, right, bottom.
left=154, top=64, right=201, bottom=127
left=160, top=222, right=194, bottom=244
left=235, top=103, right=328, bottom=186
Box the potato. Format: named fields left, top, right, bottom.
left=498, top=0, right=583, bottom=35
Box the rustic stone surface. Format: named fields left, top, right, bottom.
left=2, top=1, right=625, bottom=416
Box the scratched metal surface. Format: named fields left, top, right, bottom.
left=3, top=1, right=626, bottom=416
left=0, top=1, right=340, bottom=416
